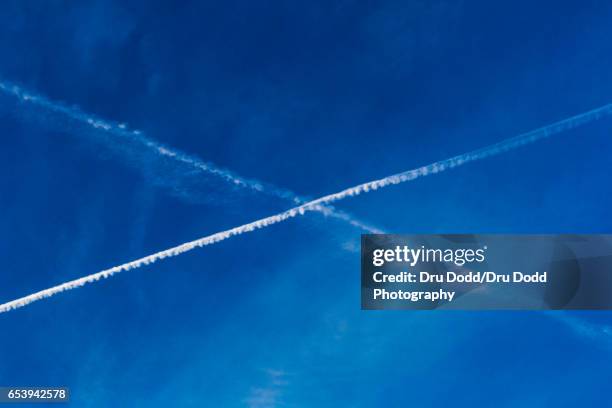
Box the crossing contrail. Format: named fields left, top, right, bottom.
left=0, top=79, right=381, bottom=234
left=547, top=312, right=612, bottom=343
left=0, top=80, right=271, bottom=195
left=1, top=102, right=610, bottom=313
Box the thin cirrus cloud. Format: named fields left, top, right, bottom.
left=0, top=79, right=382, bottom=234
left=547, top=312, right=612, bottom=344
left=1, top=101, right=610, bottom=313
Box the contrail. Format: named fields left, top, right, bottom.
left=547, top=312, right=612, bottom=343
left=0, top=80, right=271, bottom=195
left=0, top=79, right=381, bottom=234
left=1, top=103, right=611, bottom=313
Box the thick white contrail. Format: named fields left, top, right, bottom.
left=0, top=79, right=381, bottom=234
left=1, top=103, right=611, bottom=313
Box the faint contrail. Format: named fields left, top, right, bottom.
left=1, top=102, right=610, bottom=313
left=0, top=80, right=270, bottom=195
left=0, top=79, right=381, bottom=234
left=547, top=312, right=612, bottom=343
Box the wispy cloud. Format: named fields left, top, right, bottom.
left=244, top=369, right=291, bottom=408
left=1, top=102, right=610, bottom=313
left=548, top=312, right=612, bottom=343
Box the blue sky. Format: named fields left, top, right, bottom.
left=1, top=1, right=612, bottom=406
